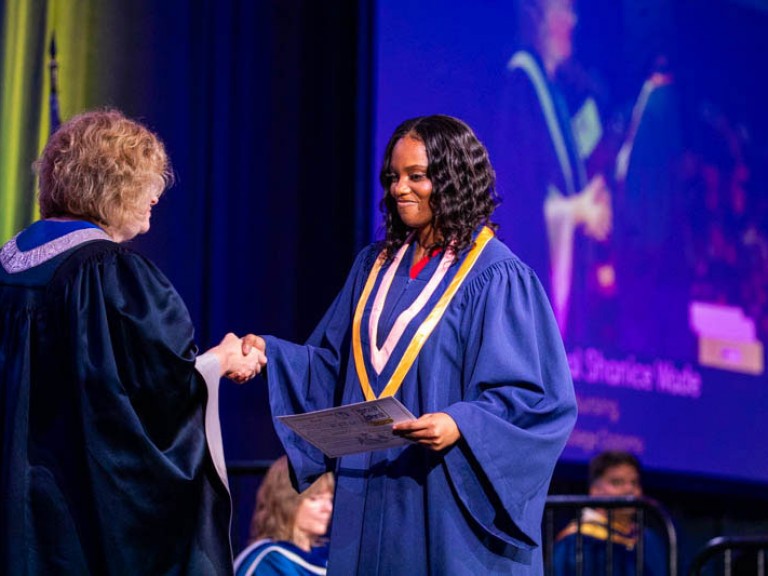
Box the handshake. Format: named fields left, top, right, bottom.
left=207, top=333, right=267, bottom=384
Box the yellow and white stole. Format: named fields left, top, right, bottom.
left=352, top=226, right=494, bottom=401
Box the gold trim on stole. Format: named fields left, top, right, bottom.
left=352, top=226, right=495, bottom=401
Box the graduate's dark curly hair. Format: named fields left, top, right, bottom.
left=378, top=115, right=499, bottom=260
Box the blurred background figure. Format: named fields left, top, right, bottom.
left=611, top=53, right=690, bottom=360
left=553, top=451, right=667, bottom=575
left=496, top=0, right=612, bottom=344
left=234, top=456, right=334, bottom=576
left=686, top=101, right=768, bottom=345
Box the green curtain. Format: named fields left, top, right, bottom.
left=0, top=0, right=93, bottom=243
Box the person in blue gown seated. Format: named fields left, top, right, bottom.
left=553, top=451, right=668, bottom=575
left=243, top=114, right=578, bottom=574
left=234, top=456, right=334, bottom=575
left=0, top=109, right=266, bottom=575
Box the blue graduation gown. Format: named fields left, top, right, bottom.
left=0, top=222, right=232, bottom=575
left=234, top=539, right=329, bottom=576
left=553, top=512, right=667, bottom=576
left=265, top=233, right=577, bottom=575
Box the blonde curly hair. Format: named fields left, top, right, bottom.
left=250, top=456, right=334, bottom=545
left=35, top=108, right=173, bottom=231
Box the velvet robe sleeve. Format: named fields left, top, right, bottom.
left=441, top=258, right=577, bottom=550
left=264, top=246, right=380, bottom=490
left=2, top=240, right=232, bottom=575
left=61, top=242, right=207, bottom=458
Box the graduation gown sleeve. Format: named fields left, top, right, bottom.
left=59, top=243, right=233, bottom=573
left=441, top=258, right=577, bottom=549
left=1, top=240, right=232, bottom=575
left=264, top=246, right=380, bottom=490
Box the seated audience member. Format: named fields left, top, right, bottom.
left=553, top=451, right=667, bottom=575
left=234, top=456, right=334, bottom=576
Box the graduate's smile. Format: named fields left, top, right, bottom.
left=396, top=197, right=420, bottom=209
left=388, top=136, right=433, bottom=231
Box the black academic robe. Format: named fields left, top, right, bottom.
left=0, top=232, right=232, bottom=576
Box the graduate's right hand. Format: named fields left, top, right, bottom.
left=242, top=333, right=266, bottom=357
left=392, top=412, right=461, bottom=451
left=209, top=332, right=266, bottom=383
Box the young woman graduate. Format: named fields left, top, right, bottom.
left=245, top=115, right=577, bottom=575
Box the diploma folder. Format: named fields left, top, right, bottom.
left=277, top=396, right=416, bottom=458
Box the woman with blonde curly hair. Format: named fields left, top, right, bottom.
left=0, top=108, right=265, bottom=575
left=235, top=456, right=334, bottom=576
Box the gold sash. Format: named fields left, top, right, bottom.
left=352, top=226, right=494, bottom=401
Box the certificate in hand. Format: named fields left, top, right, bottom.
left=277, top=396, right=416, bottom=458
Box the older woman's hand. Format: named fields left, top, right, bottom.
left=208, top=332, right=267, bottom=383
left=392, top=412, right=461, bottom=451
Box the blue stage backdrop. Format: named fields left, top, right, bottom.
left=371, top=0, right=768, bottom=485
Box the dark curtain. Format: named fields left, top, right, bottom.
left=118, top=1, right=373, bottom=548
left=0, top=0, right=371, bottom=550
left=89, top=0, right=373, bottom=465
